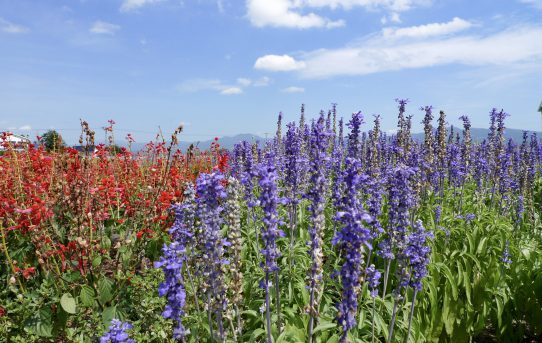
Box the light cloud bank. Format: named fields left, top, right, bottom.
left=246, top=0, right=429, bottom=29
left=259, top=23, right=542, bottom=78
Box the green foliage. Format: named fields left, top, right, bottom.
left=41, top=130, right=65, bottom=152
left=1, top=178, right=541, bottom=342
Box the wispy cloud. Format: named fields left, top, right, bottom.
left=282, top=86, right=305, bottom=93
left=382, top=17, right=473, bottom=38
left=90, top=21, right=121, bottom=35
left=0, top=18, right=29, bottom=34
left=237, top=78, right=252, bottom=87
left=246, top=0, right=430, bottom=29
left=254, top=55, right=306, bottom=71
left=253, top=76, right=271, bottom=86
left=519, top=0, right=542, bottom=9
left=120, top=0, right=164, bottom=12
left=221, top=87, right=243, bottom=95
left=178, top=77, right=266, bottom=95
left=280, top=23, right=542, bottom=78
left=19, top=125, right=32, bottom=131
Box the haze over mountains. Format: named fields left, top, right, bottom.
left=126, top=127, right=541, bottom=151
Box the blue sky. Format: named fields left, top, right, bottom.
left=1, top=0, right=542, bottom=144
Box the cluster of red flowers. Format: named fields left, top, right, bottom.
left=0, top=134, right=228, bottom=281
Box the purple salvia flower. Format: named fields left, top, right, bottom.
left=333, top=157, right=372, bottom=342
left=338, top=117, right=345, bottom=151
left=379, top=166, right=416, bottom=261
left=465, top=213, right=476, bottom=222
left=405, top=220, right=433, bottom=291
left=501, top=241, right=512, bottom=265
left=258, top=150, right=284, bottom=343
left=284, top=122, right=304, bottom=206
left=100, top=319, right=135, bottom=343
left=239, top=141, right=258, bottom=208
left=366, top=265, right=381, bottom=298
left=306, top=115, right=330, bottom=335
left=258, top=151, right=284, bottom=273
left=155, top=241, right=189, bottom=340
left=196, top=171, right=229, bottom=340
left=346, top=111, right=364, bottom=158
left=434, top=205, right=442, bottom=225
left=154, top=186, right=197, bottom=340
left=276, top=112, right=283, bottom=147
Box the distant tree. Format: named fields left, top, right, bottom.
left=108, top=144, right=123, bottom=155
left=42, top=130, right=65, bottom=152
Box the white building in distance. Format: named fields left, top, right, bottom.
left=0, top=133, right=31, bottom=151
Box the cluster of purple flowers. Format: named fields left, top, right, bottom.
left=405, top=220, right=434, bottom=291
left=100, top=319, right=135, bottom=343
left=365, top=264, right=382, bottom=298
left=258, top=151, right=284, bottom=274
left=333, top=157, right=372, bottom=340
left=154, top=240, right=189, bottom=339
left=146, top=99, right=537, bottom=342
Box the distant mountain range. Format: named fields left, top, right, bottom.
left=411, top=126, right=541, bottom=143
left=123, top=127, right=540, bottom=152
left=128, top=134, right=271, bottom=152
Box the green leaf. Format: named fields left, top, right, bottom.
left=92, top=256, right=102, bottom=268
left=60, top=293, right=77, bottom=314
left=25, top=307, right=53, bottom=337
left=313, top=322, right=336, bottom=334
left=98, top=277, right=114, bottom=304
left=476, top=237, right=488, bottom=255
left=80, top=285, right=95, bottom=307
left=439, top=263, right=459, bottom=300
left=249, top=328, right=267, bottom=343
left=102, top=306, right=117, bottom=326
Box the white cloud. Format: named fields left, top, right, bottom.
left=282, top=86, right=305, bottom=93
left=221, top=87, right=243, bottom=95
left=519, top=0, right=542, bottom=9
left=380, top=12, right=401, bottom=24
left=19, top=125, right=32, bottom=131
left=178, top=76, right=271, bottom=95
left=295, top=24, right=542, bottom=78
left=302, top=0, right=430, bottom=11
left=253, top=76, right=271, bottom=86
left=0, top=18, right=29, bottom=34
left=120, top=0, right=164, bottom=12
left=246, top=0, right=345, bottom=29
left=383, top=17, right=472, bottom=39
left=246, top=0, right=429, bottom=29
left=390, top=12, right=401, bottom=23
left=90, top=21, right=121, bottom=35
left=178, top=78, right=250, bottom=95
left=178, top=79, right=224, bottom=92
left=237, top=78, right=252, bottom=87
left=254, top=54, right=306, bottom=71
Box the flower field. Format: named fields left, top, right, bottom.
left=1, top=102, right=542, bottom=342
